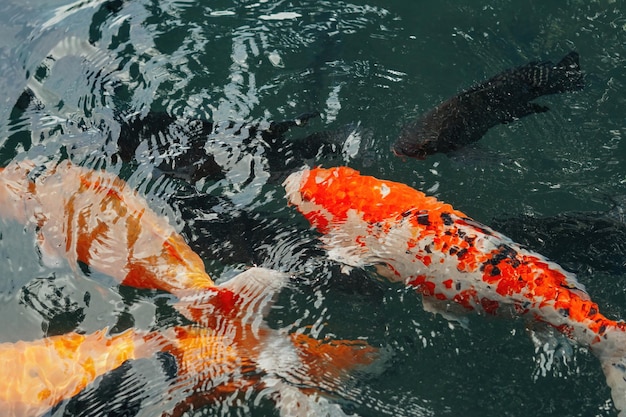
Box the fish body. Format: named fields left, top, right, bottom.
left=0, top=267, right=377, bottom=417
left=0, top=161, right=377, bottom=416
left=393, top=51, right=584, bottom=159
left=0, top=159, right=214, bottom=295
left=284, top=166, right=626, bottom=415
left=0, top=329, right=146, bottom=417
left=116, top=111, right=320, bottom=183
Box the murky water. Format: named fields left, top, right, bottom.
left=1, top=0, right=626, bottom=416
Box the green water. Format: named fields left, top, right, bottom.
left=0, top=0, right=626, bottom=416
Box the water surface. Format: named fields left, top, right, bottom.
left=1, top=1, right=626, bottom=416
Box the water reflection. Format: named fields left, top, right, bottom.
left=1, top=0, right=626, bottom=416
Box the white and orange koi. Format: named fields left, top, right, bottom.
left=284, top=166, right=626, bottom=415
left=0, top=160, right=377, bottom=417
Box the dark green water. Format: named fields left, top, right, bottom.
left=1, top=0, right=626, bottom=416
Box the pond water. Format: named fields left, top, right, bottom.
left=1, top=0, right=626, bottom=416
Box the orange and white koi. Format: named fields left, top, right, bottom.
left=0, top=160, right=377, bottom=417
left=284, top=166, right=626, bottom=416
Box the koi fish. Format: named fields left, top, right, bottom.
left=284, top=166, right=626, bottom=416
left=115, top=111, right=320, bottom=183
left=0, top=160, right=377, bottom=416
left=393, top=51, right=584, bottom=159
left=492, top=209, right=626, bottom=274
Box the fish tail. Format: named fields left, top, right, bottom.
left=548, top=51, right=584, bottom=93
left=267, top=333, right=382, bottom=416
left=593, top=323, right=626, bottom=416
left=291, top=332, right=380, bottom=379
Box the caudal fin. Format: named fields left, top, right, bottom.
left=593, top=326, right=626, bottom=416
left=517, top=51, right=584, bottom=95
left=551, top=51, right=584, bottom=93
left=175, top=267, right=290, bottom=331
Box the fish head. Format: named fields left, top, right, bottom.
left=392, top=132, right=429, bottom=159
left=393, top=121, right=442, bottom=160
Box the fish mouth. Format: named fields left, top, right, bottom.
left=392, top=143, right=426, bottom=160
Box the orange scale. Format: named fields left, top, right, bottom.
left=480, top=298, right=500, bottom=315
left=481, top=264, right=499, bottom=284
left=304, top=210, right=331, bottom=234
left=587, top=318, right=612, bottom=335
left=432, top=237, right=446, bottom=253
left=456, top=260, right=474, bottom=273
left=435, top=293, right=448, bottom=301
left=494, top=265, right=526, bottom=296
left=303, top=167, right=469, bottom=226
left=407, top=274, right=427, bottom=287
left=421, top=281, right=437, bottom=296
left=406, top=239, right=418, bottom=251
left=453, top=288, right=478, bottom=310
left=567, top=298, right=597, bottom=323
left=457, top=249, right=486, bottom=273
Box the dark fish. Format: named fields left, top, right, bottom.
left=393, top=51, right=584, bottom=159
left=115, top=111, right=321, bottom=183
left=492, top=208, right=626, bottom=275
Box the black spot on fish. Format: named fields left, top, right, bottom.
left=464, top=235, right=477, bottom=246
left=456, top=248, right=468, bottom=259
left=424, top=244, right=432, bottom=254
left=449, top=247, right=459, bottom=256
left=441, top=212, right=454, bottom=225
left=490, top=266, right=501, bottom=276
left=461, top=217, right=495, bottom=236
left=558, top=308, right=570, bottom=317
left=613, top=362, right=626, bottom=373
left=393, top=51, right=584, bottom=159
left=455, top=282, right=461, bottom=291
left=486, top=244, right=519, bottom=268
left=416, top=212, right=430, bottom=226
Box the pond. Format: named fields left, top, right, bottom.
left=1, top=1, right=626, bottom=416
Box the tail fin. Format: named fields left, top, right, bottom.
left=550, top=51, right=584, bottom=93
left=267, top=333, right=382, bottom=416
left=593, top=326, right=626, bottom=416
left=516, top=51, right=584, bottom=95
left=175, top=267, right=290, bottom=331
left=290, top=333, right=380, bottom=382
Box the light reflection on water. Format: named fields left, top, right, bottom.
left=0, top=0, right=625, bottom=416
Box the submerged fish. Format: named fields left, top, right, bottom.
left=0, top=160, right=377, bottom=417
left=393, top=51, right=584, bottom=159
left=284, top=166, right=626, bottom=415
left=116, top=111, right=322, bottom=183
left=492, top=209, right=626, bottom=274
